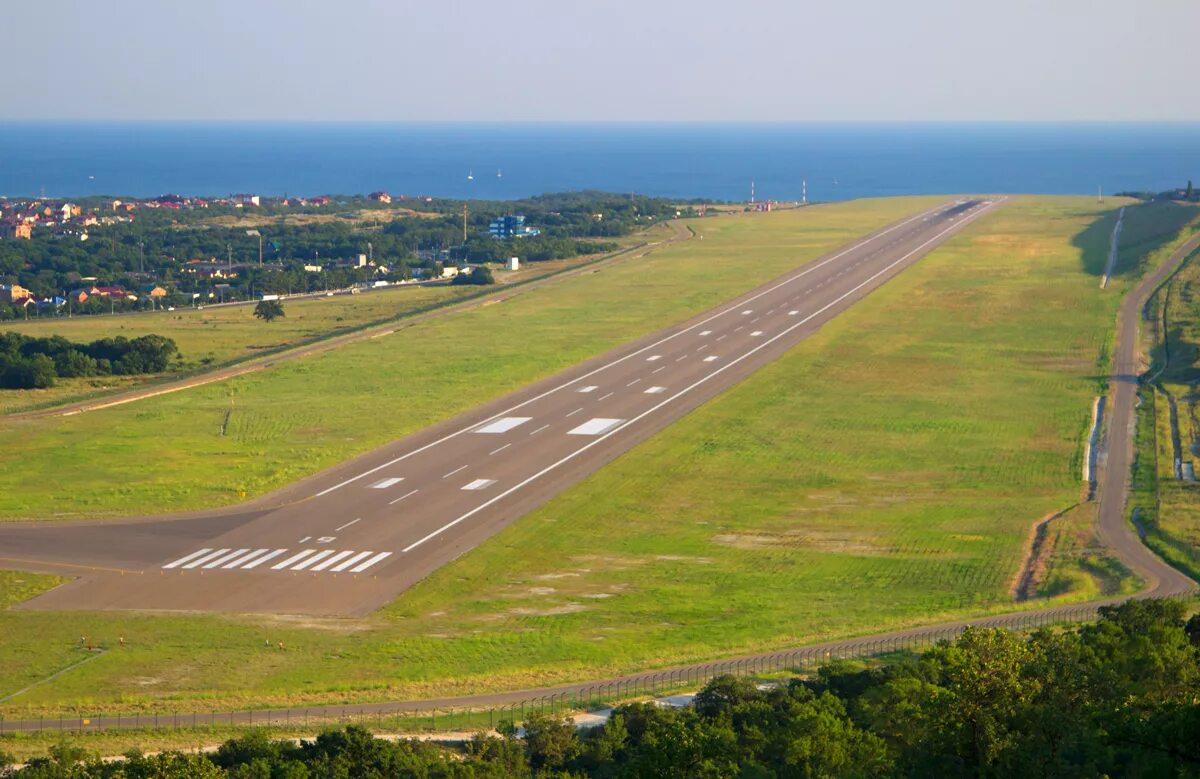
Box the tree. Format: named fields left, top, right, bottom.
left=522, top=714, right=580, bottom=771
left=452, top=266, right=495, bottom=286
left=254, top=299, right=285, bottom=322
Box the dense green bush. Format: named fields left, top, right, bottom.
left=0, top=331, right=178, bottom=388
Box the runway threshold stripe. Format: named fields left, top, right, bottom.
left=222, top=548, right=270, bottom=568
left=272, top=549, right=317, bottom=570
left=310, top=550, right=355, bottom=571
left=291, top=549, right=335, bottom=571
left=330, top=551, right=372, bottom=572
left=350, top=551, right=392, bottom=573
left=162, top=548, right=213, bottom=569
left=202, top=548, right=250, bottom=569
left=182, top=549, right=231, bottom=569
left=241, top=549, right=287, bottom=569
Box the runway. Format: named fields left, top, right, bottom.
left=0, top=197, right=1005, bottom=615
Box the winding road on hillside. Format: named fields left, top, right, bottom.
left=0, top=198, right=1003, bottom=615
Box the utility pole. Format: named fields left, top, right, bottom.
left=462, top=204, right=468, bottom=244
left=802, top=178, right=807, bottom=205
left=227, top=244, right=233, bottom=274
left=750, top=179, right=755, bottom=205
left=138, top=241, right=145, bottom=274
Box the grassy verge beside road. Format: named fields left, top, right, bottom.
left=0, top=196, right=1174, bottom=718
left=0, top=197, right=940, bottom=520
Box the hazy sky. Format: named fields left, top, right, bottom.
left=4, top=0, right=1197, bottom=121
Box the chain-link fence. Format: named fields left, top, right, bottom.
left=0, top=600, right=1127, bottom=737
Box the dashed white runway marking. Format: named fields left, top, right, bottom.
left=644, top=386, right=666, bottom=394
left=335, top=518, right=362, bottom=531
left=370, top=477, right=404, bottom=489
left=652, top=366, right=666, bottom=374
left=704, top=355, right=719, bottom=362
left=695, top=344, right=708, bottom=351
left=751, top=317, right=760, bottom=323
left=202, top=549, right=249, bottom=569
left=389, top=489, right=419, bottom=505
left=442, top=464, right=468, bottom=479
left=463, top=478, right=497, bottom=491
left=788, top=310, right=798, bottom=315
left=475, top=417, right=532, bottom=434
left=162, top=548, right=214, bottom=569
left=182, top=549, right=231, bottom=569
left=221, top=548, right=270, bottom=568
left=163, top=546, right=395, bottom=574
left=599, top=391, right=614, bottom=400
left=578, top=386, right=598, bottom=393
left=529, top=424, right=549, bottom=436
left=489, top=443, right=511, bottom=455
left=646, top=355, right=662, bottom=362
left=699, top=330, right=712, bottom=336
left=675, top=355, right=687, bottom=362
left=569, top=417, right=625, bottom=436
left=565, top=407, right=583, bottom=417
left=349, top=552, right=392, bottom=573
left=741, top=309, right=753, bottom=315
left=291, top=550, right=336, bottom=571
left=734, top=325, right=744, bottom=332
left=716, top=334, right=728, bottom=341
left=310, top=550, right=355, bottom=571
left=626, top=379, right=640, bottom=387
left=272, top=549, right=317, bottom=570
left=751, top=330, right=763, bottom=336
left=239, top=549, right=286, bottom=569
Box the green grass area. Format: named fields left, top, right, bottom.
left=0, top=196, right=1156, bottom=718
left=1033, top=504, right=1139, bottom=600
left=0, top=197, right=941, bottom=521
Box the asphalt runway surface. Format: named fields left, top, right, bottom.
left=0, top=198, right=1005, bottom=615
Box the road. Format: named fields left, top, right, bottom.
left=1095, top=230, right=1200, bottom=597
left=0, top=199, right=1004, bottom=615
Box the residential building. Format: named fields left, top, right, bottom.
left=0, top=283, right=32, bottom=304
left=1, top=221, right=33, bottom=239
left=231, top=194, right=261, bottom=207
left=489, top=215, right=541, bottom=239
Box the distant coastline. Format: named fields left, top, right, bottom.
left=2, top=121, right=1198, bottom=201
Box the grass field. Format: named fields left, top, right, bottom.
left=0, top=195, right=1166, bottom=719
left=0, top=197, right=941, bottom=520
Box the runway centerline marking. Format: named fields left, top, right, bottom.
left=788, top=310, right=798, bottom=315
left=646, top=355, right=662, bottom=362
left=751, top=331, right=763, bottom=336
left=675, top=355, right=687, bottom=362
left=577, top=386, right=598, bottom=393
left=463, top=478, right=497, bottom=491
left=565, top=408, right=583, bottom=417
left=489, top=443, right=512, bottom=455
left=699, top=330, right=712, bottom=336
left=442, top=465, right=469, bottom=479
left=335, top=517, right=362, bottom=531
left=598, top=392, right=614, bottom=401
left=626, top=379, right=640, bottom=387
left=314, top=203, right=956, bottom=496
left=389, top=489, right=419, bottom=505
left=474, top=417, right=532, bottom=434
left=652, top=366, right=666, bottom=374
left=704, top=355, right=719, bottom=362
left=716, top=334, right=728, bottom=341
left=529, top=424, right=550, bottom=436
left=741, top=309, right=752, bottom=315
left=644, top=386, right=666, bottom=394
left=396, top=199, right=1004, bottom=555
left=370, top=477, right=404, bottom=489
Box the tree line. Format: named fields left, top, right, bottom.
left=0, top=332, right=178, bottom=389
left=2, top=599, right=1197, bottom=777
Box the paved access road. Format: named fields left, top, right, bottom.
left=0, top=198, right=1005, bottom=615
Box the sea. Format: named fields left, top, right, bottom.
left=0, top=122, right=1197, bottom=202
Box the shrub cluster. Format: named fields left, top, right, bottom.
left=0, top=332, right=179, bottom=389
